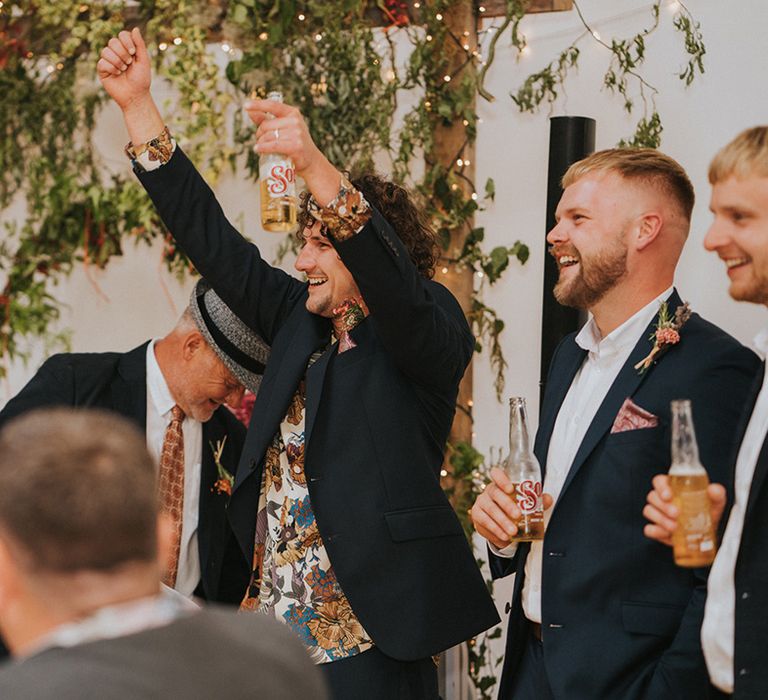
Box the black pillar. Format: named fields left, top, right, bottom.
left=540, top=116, right=596, bottom=407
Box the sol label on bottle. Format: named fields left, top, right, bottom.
left=266, top=163, right=296, bottom=198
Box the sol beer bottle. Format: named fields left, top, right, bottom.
left=503, top=397, right=544, bottom=542
left=668, top=399, right=717, bottom=567
left=259, top=91, right=297, bottom=233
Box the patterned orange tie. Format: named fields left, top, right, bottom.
left=158, top=404, right=185, bottom=588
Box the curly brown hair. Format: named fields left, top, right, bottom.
left=297, top=173, right=438, bottom=279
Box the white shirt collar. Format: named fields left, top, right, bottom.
left=575, top=286, right=675, bottom=359
left=146, top=340, right=176, bottom=418
left=752, top=322, right=768, bottom=359
left=23, top=587, right=198, bottom=659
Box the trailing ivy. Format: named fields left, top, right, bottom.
left=506, top=0, right=705, bottom=148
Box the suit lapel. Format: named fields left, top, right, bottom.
left=557, top=290, right=682, bottom=500
left=534, top=339, right=587, bottom=478
left=745, top=431, right=768, bottom=522
left=111, top=343, right=149, bottom=430
left=233, top=311, right=329, bottom=491
left=198, top=416, right=225, bottom=577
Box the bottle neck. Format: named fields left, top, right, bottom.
left=670, top=401, right=704, bottom=472
left=508, top=399, right=532, bottom=462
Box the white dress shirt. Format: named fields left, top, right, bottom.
left=491, top=288, right=673, bottom=624
left=701, top=323, right=768, bottom=693
left=146, top=341, right=203, bottom=597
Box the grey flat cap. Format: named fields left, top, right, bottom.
left=190, top=279, right=269, bottom=393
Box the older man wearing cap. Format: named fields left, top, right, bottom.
left=0, top=279, right=269, bottom=606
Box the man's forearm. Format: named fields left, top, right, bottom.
left=121, top=94, right=165, bottom=146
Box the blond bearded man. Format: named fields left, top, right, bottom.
left=471, top=149, right=759, bottom=699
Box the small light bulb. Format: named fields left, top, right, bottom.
left=158, top=42, right=168, bottom=51
left=173, top=37, right=182, bottom=45
left=443, top=74, right=451, bottom=82
left=436, top=13, right=443, bottom=20
left=298, top=13, right=305, bottom=20
left=456, top=158, right=464, bottom=167
left=471, top=192, right=478, bottom=200
left=440, top=469, right=448, bottom=477
left=441, top=266, right=448, bottom=274
left=479, top=5, right=486, bottom=12
left=221, top=43, right=230, bottom=52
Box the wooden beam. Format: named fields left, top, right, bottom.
left=479, top=0, right=573, bottom=16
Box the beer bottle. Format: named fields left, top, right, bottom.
left=259, top=91, right=298, bottom=233
left=503, top=397, right=544, bottom=542
left=668, top=399, right=717, bottom=567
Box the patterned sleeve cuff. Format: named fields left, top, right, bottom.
left=306, top=175, right=371, bottom=242
left=124, top=126, right=177, bottom=173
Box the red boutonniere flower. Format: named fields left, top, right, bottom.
left=634, top=301, right=692, bottom=374
left=210, top=437, right=234, bottom=496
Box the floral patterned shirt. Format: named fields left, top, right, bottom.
left=240, top=355, right=373, bottom=664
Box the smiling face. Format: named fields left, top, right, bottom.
left=704, top=174, right=768, bottom=305
left=547, top=172, right=631, bottom=310
left=294, top=221, right=363, bottom=317
left=175, top=337, right=245, bottom=422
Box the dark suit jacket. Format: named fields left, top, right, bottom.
left=0, top=606, right=328, bottom=699
left=719, top=365, right=768, bottom=699
left=136, top=147, right=500, bottom=661
left=0, top=343, right=250, bottom=604
left=491, top=291, right=760, bottom=700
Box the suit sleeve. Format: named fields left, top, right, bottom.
left=0, top=356, right=75, bottom=428
left=135, top=147, right=305, bottom=344
left=332, top=206, right=474, bottom=388
left=647, top=339, right=761, bottom=697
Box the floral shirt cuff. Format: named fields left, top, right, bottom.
left=307, top=175, right=371, bottom=241
left=124, top=126, right=177, bottom=172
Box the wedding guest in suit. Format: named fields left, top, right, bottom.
left=0, top=408, right=327, bottom=699
left=470, top=148, right=760, bottom=699
left=96, top=28, right=499, bottom=700
left=644, top=126, right=768, bottom=699
left=0, top=279, right=269, bottom=605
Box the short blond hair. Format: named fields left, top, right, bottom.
left=562, top=148, right=695, bottom=222
left=709, top=126, right=768, bottom=184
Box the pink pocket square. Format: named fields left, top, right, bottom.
left=611, top=398, right=659, bottom=433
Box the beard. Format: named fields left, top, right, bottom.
left=553, top=236, right=628, bottom=310
left=730, top=268, right=768, bottom=306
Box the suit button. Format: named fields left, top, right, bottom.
left=504, top=602, right=511, bottom=614
left=249, top=458, right=257, bottom=470
left=742, top=591, right=750, bottom=600
left=739, top=668, right=749, bottom=677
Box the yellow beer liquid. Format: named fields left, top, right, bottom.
left=260, top=180, right=297, bottom=233
left=508, top=482, right=545, bottom=543
left=669, top=473, right=717, bottom=567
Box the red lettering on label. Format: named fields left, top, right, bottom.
left=516, top=480, right=542, bottom=514
left=268, top=165, right=295, bottom=195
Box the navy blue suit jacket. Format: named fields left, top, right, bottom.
left=715, top=365, right=768, bottom=699
left=491, top=292, right=760, bottom=699
left=136, top=147, right=500, bottom=660
left=0, top=342, right=250, bottom=604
